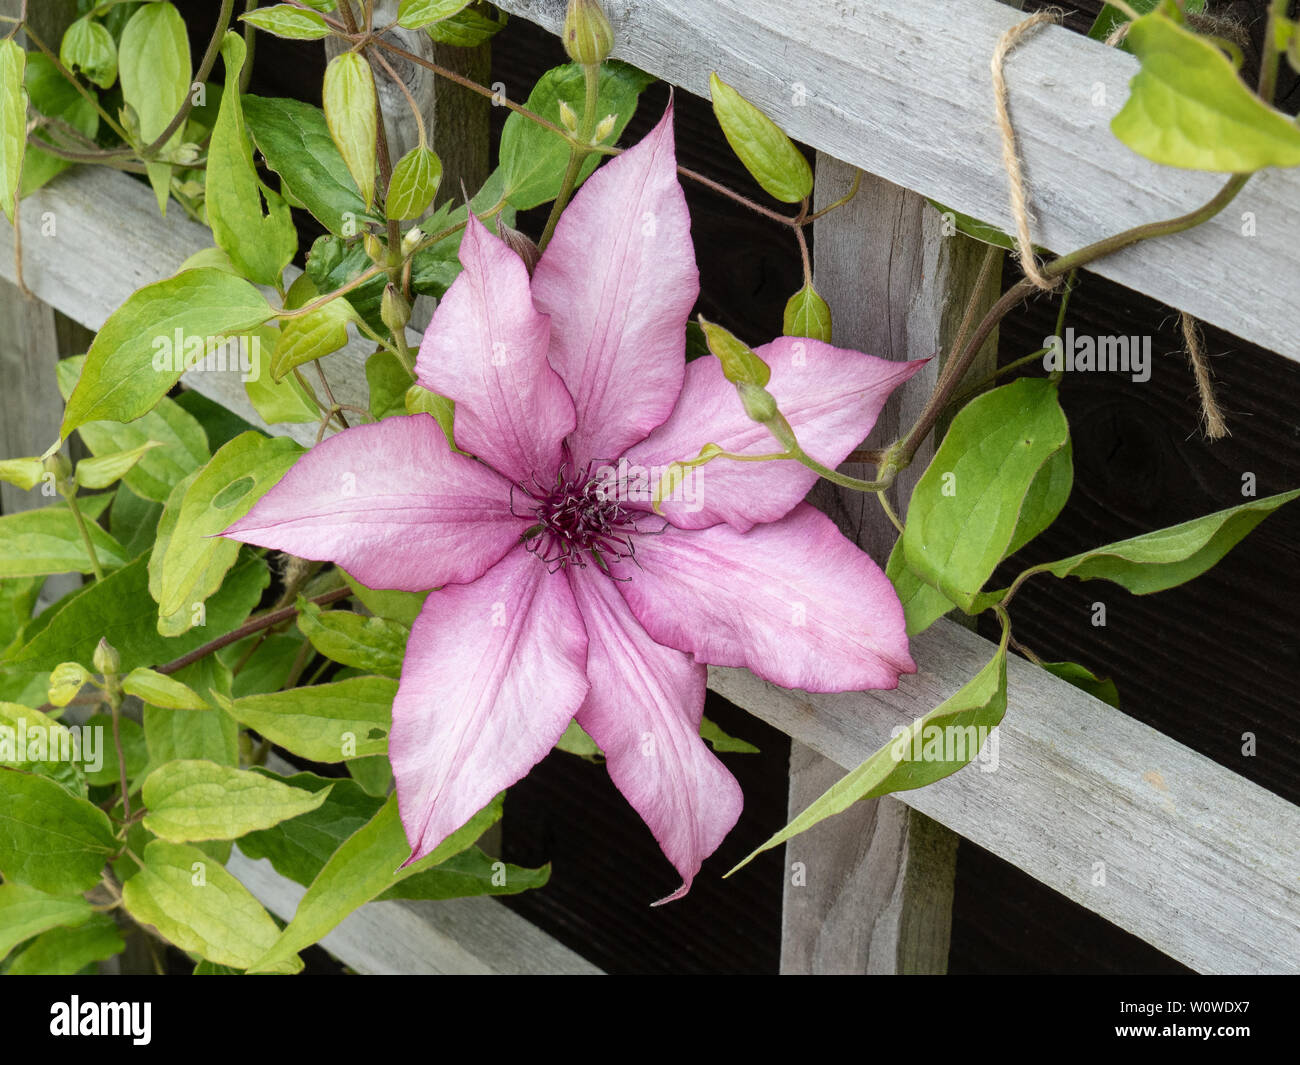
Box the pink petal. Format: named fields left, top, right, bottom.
left=569, top=566, right=742, bottom=904
left=222, top=415, right=527, bottom=592
left=531, top=103, right=699, bottom=469
left=626, top=341, right=928, bottom=531
left=621, top=503, right=914, bottom=692
left=391, top=547, right=589, bottom=863
left=415, top=212, right=576, bottom=484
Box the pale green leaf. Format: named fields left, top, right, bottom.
left=74, top=441, right=163, bottom=490
left=1112, top=3, right=1300, bottom=172
left=0, top=504, right=128, bottom=579
left=0, top=881, right=92, bottom=961
left=217, top=676, right=395, bottom=762
left=118, top=2, right=191, bottom=212
left=0, top=39, right=27, bottom=223
left=121, top=839, right=301, bottom=971
left=323, top=51, right=378, bottom=208
left=207, top=33, right=297, bottom=287
left=709, top=71, right=812, bottom=203
left=782, top=284, right=832, bottom=342
left=142, top=760, right=331, bottom=842
left=296, top=599, right=408, bottom=678
left=61, top=269, right=272, bottom=438
left=60, top=17, right=118, bottom=89
left=240, top=4, right=332, bottom=39
left=386, top=145, right=442, bottom=220
left=122, top=667, right=208, bottom=709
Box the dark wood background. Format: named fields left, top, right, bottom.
left=216, top=0, right=1297, bottom=973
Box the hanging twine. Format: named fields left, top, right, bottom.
left=1180, top=312, right=1229, bottom=440
left=991, top=9, right=1063, bottom=291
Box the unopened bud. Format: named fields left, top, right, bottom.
left=497, top=222, right=541, bottom=276
left=363, top=232, right=384, bottom=264
left=402, top=225, right=424, bottom=254
left=43, top=451, right=73, bottom=492
left=563, top=0, right=614, bottom=66
left=381, top=284, right=412, bottom=334
left=592, top=113, right=617, bottom=143
left=699, top=316, right=771, bottom=387
left=92, top=638, right=120, bottom=677
left=558, top=100, right=579, bottom=133
left=737, top=382, right=779, bottom=424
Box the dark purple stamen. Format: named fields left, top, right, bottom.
left=511, top=453, right=660, bottom=578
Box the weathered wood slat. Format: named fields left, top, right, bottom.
left=709, top=615, right=1300, bottom=975
left=494, top=0, right=1300, bottom=363
left=228, top=849, right=602, bottom=975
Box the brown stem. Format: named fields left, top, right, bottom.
left=156, top=586, right=351, bottom=676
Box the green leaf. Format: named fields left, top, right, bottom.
left=1026, top=488, right=1300, bottom=594
left=207, top=34, right=297, bottom=287
left=499, top=61, right=654, bottom=210
left=7, top=552, right=268, bottom=674
left=347, top=755, right=392, bottom=797
left=218, top=676, right=395, bottom=762
left=304, top=233, right=387, bottom=333
left=378, top=846, right=548, bottom=901
left=240, top=4, right=332, bottom=39
left=121, top=839, right=301, bottom=972
left=149, top=432, right=302, bottom=634
left=928, top=199, right=1017, bottom=251
left=555, top=719, right=601, bottom=760
left=82, top=712, right=148, bottom=789
left=61, top=269, right=272, bottom=438
left=143, top=705, right=239, bottom=772
left=341, top=569, right=428, bottom=626
left=323, top=51, right=378, bottom=209
left=0, top=881, right=92, bottom=961
left=220, top=632, right=302, bottom=699
left=1006, top=439, right=1074, bottom=558
left=903, top=378, right=1070, bottom=610
left=1112, top=3, right=1300, bottom=172
left=0, top=38, right=27, bottom=224
left=0, top=457, right=46, bottom=493
left=366, top=349, right=413, bottom=420
left=22, top=52, right=98, bottom=198
left=386, top=145, right=443, bottom=220
left=118, top=1, right=191, bottom=212
left=700, top=716, right=760, bottom=755
left=74, top=441, right=163, bottom=490
left=0, top=504, right=128, bottom=579
left=1087, top=0, right=1204, bottom=46
left=110, top=485, right=163, bottom=558
left=0, top=702, right=87, bottom=795
left=272, top=275, right=359, bottom=381
left=731, top=616, right=1009, bottom=873
left=398, top=0, right=473, bottom=30
left=782, top=284, right=832, bottom=342
left=4, top=912, right=124, bottom=974
left=423, top=4, right=506, bottom=46
left=709, top=71, right=812, bottom=203
left=0, top=768, right=116, bottom=893
left=60, top=16, right=118, bottom=89
left=244, top=334, right=320, bottom=423
left=246, top=791, right=500, bottom=972
left=142, top=760, right=331, bottom=842
left=122, top=667, right=208, bottom=709
left=238, top=770, right=383, bottom=886
left=296, top=599, right=408, bottom=678
left=886, top=537, right=957, bottom=636
left=1039, top=660, right=1120, bottom=708
left=0, top=577, right=42, bottom=656
left=58, top=356, right=210, bottom=504
left=242, top=95, right=378, bottom=236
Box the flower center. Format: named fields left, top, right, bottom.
left=515, top=458, right=656, bottom=577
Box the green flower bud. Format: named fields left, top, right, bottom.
left=92, top=637, right=120, bottom=677
left=48, top=662, right=92, bottom=708
left=381, top=283, right=412, bottom=334
left=563, top=0, right=614, bottom=66
left=737, top=382, right=779, bottom=424
left=43, top=450, right=72, bottom=485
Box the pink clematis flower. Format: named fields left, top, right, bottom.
left=223, top=105, right=923, bottom=901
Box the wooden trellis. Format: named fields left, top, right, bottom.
left=1, top=0, right=1297, bottom=974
